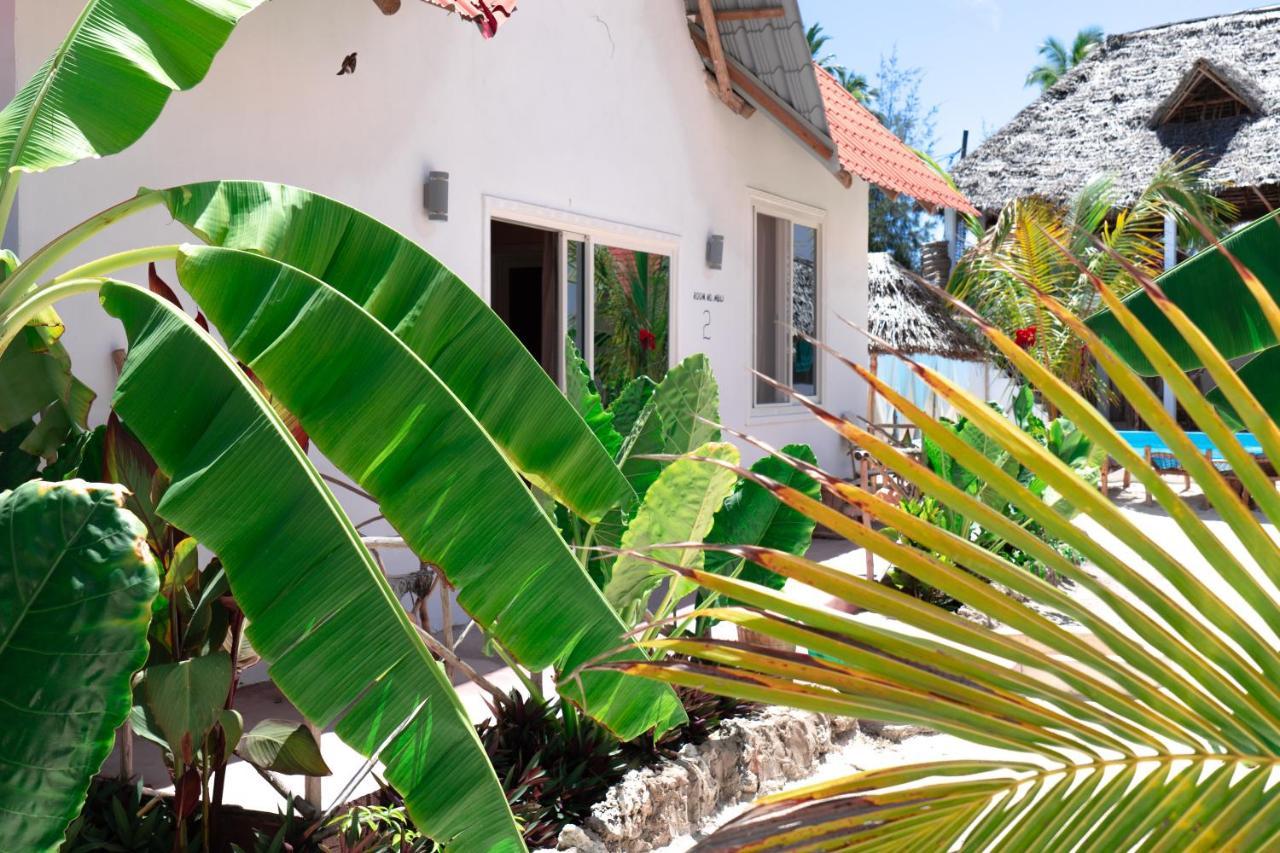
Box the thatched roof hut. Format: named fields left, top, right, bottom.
left=953, top=8, right=1280, bottom=219
left=867, top=252, right=985, bottom=360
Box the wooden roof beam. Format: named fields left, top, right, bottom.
left=695, top=0, right=751, bottom=116
left=693, top=7, right=786, bottom=22
left=690, top=26, right=840, bottom=169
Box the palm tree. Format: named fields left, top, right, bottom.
left=805, top=21, right=838, bottom=73
left=622, top=209, right=1280, bottom=848
left=1025, top=26, right=1103, bottom=91
left=834, top=66, right=877, bottom=104
left=947, top=155, right=1232, bottom=402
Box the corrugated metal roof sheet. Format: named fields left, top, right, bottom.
left=684, top=0, right=829, bottom=135
left=816, top=64, right=978, bottom=215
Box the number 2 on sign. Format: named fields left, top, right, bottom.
left=702, top=309, right=711, bottom=341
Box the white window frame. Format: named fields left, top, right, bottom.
left=482, top=195, right=681, bottom=387
left=749, top=189, right=826, bottom=414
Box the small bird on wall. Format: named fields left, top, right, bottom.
left=337, top=52, right=358, bottom=75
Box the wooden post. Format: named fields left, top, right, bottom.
left=860, top=454, right=874, bottom=580
left=695, top=0, right=750, bottom=115
left=117, top=725, right=133, bottom=781
left=304, top=722, right=323, bottom=810
left=864, top=351, right=878, bottom=581
left=1100, top=455, right=1109, bottom=496
left=1152, top=440, right=1162, bottom=502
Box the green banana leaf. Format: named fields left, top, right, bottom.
left=171, top=245, right=684, bottom=739
left=704, top=444, right=820, bottom=594
left=604, top=442, right=740, bottom=623
left=154, top=181, right=630, bottom=522
left=0, top=480, right=158, bottom=852
left=1085, top=210, right=1280, bottom=373
left=0, top=1, right=263, bottom=189
left=100, top=282, right=524, bottom=850
left=1206, top=345, right=1280, bottom=430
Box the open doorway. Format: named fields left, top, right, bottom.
left=490, top=220, right=559, bottom=382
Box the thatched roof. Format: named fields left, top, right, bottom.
left=868, top=253, right=986, bottom=360
left=953, top=7, right=1280, bottom=214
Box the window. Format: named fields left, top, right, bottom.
left=755, top=209, right=820, bottom=405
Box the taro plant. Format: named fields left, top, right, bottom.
left=609, top=215, right=1280, bottom=848
left=0, top=2, right=685, bottom=848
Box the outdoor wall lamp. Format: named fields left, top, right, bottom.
left=424, top=171, right=449, bottom=221
left=706, top=233, right=724, bottom=270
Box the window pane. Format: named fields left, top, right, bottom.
left=593, top=245, right=669, bottom=403
left=792, top=223, right=818, bottom=396
left=755, top=212, right=789, bottom=404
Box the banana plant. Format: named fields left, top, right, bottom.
left=0, top=480, right=159, bottom=852
left=0, top=3, right=682, bottom=848
left=612, top=223, right=1280, bottom=848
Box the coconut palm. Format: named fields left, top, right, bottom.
left=1025, top=26, right=1103, bottom=91
left=834, top=66, right=877, bottom=104
left=947, top=155, right=1232, bottom=402
left=805, top=21, right=838, bottom=73
left=615, top=208, right=1280, bottom=848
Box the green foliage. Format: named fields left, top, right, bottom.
left=591, top=249, right=670, bottom=403
left=603, top=442, right=740, bottom=625
left=883, top=387, right=1096, bottom=607
left=703, top=444, right=821, bottom=597
left=866, top=50, right=938, bottom=268
left=1025, top=26, right=1103, bottom=91
left=951, top=155, right=1234, bottom=401
left=564, top=336, right=622, bottom=458
left=0, top=481, right=158, bottom=852
left=61, top=778, right=178, bottom=853
left=328, top=805, right=430, bottom=853
left=237, top=720, right=332, bottom=777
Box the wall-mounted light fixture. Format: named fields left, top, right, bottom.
left=424, top=171, right=449, bottom=221
left=705, top=233, right=724, bottom=270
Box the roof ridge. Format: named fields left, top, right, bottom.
left=1108, top=4, right=1280, bottom=42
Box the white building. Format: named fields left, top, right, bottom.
left=2, top=0, right=972, bottom=474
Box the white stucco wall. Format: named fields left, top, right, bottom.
left=13, top=0, right=870, bottom=473
left=1, top=0, right=15, bottom=250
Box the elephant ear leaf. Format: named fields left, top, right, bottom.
left=604, top=442, right=740, bottom=623
left=154, top=180, right=632, bottom=522
left=99, top=282, right=524, bottom=849
left=565, top=335, right=621, bottom=458
left=704, top=444, right=820, bottom=594
left=0, top=480, right=159, bottom=851
left=0, top=1, right=264, bottom=187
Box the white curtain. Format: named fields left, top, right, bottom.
left=873, top=354, right=1019, bottom=429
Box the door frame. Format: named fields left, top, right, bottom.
left=482, top=195, right=681, bottom=387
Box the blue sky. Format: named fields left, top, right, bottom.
left=799, top=0, right=1260, bottom=162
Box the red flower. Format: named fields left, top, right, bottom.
left=1014, top=325, right=1037, bottom=350
left=638, top=328, right=656, bottom=352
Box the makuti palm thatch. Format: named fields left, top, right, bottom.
left=867, top=252, right=986, bottom=361
left=953, top=8, right=1280, bottom=217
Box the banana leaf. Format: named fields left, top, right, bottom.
left=154, top=181, right=630, bottom=522
left=172, top=245, right=684, bottom=739
left=101, top=282, right=524, bottom=850
left=0, top=1, right=263, bottom=189
left=0, top=480, right=158, bottom=852
left=1205, top=345, right=1280, bottom=430
left=1085, top=210, right=1280, bottom=373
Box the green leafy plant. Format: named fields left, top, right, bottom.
left=0, top=481, right=159, bottom=852
left=0, top=3, right=686, bottom=848
left=591, top=248, right=670, bottom=403
left=881, top=385, right=1096, bottom=608
left=613, top=215, right=1280, bottom=847
left=949, top=155, right=1233, bottom=402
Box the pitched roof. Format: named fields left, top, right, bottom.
left=868, top=253, right=986, bottom=360
left=815, top=65, right=978, bottom=216
left=683, top=0, right=829, bottom=132
left=953, top=7, right=1280, bottom=213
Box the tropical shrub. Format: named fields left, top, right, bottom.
left=591, top=249, right=670, bottom=403
left=881, top=385, right=1095, bottom=608
left=613, top=216, right=1280, bottom=848
left=949, top=155, right=1232, bottom=402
